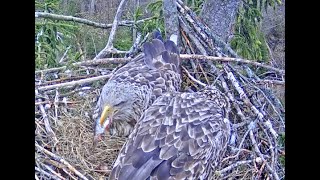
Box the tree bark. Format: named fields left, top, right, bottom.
left=163, top=0, right=180, bottom=45
left=89, top=0, right=95, bottom=15
left=200, top=0, right=241, bottom=43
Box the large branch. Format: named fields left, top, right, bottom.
left=35, top=55, right=284, bottom=75
left=94, top=0, right=129, bottom=59
left=37, top=74, right=111, bottom=91
left=180, top=54, right=285, bottom=75
left=35, top=12, right=155, bottom=29
left=35, top=57, right=132, bottom=74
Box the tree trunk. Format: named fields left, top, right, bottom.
left=163, top=0, right=180, bottom=45
left=89, top=0, right=95, bottom=15
left=200, top=0, right=241, bottom=43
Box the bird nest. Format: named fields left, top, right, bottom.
left=35, top=1, right=284, bottom=179
left=35, top=57, right=284, bottom=180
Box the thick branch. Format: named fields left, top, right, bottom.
left=94, top=0, right=129, bottom=59
left=37, top=74, right=111, bottom=91
left=35, top=12, right=155, bottom=29
left=180, top=54, right=285, bottom=75
left=36, top=54, right=284, bottom=76
left=35, top=54, right=285, bottom=76
left=35, top=58, right=131, bottom=74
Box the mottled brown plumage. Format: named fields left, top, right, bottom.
left=93, top=32, right=181, bottom=141
left=109, top=87, right=231, bottom=180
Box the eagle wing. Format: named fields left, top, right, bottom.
left=109, top=89, right=231, bottom=180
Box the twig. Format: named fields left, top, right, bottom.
left=37, top=99, right=58, bottom=144
left=35, top=166, right=61, bottom=180
left=180, top=54, right=285, bottom=75
left=94, top=0, right=129, bottom=59
left=224, top=65, right=279, bottom=145
left=35, top=12, right=156, bottom=29
left=35, top=100, right=81, bottom=106
left=180, top=29, right=200, bottom=80
left=256, top=79, right=285, bottom=86
left=36, top=74, right=96, bottom=86
left=258, top=122, right=276, bottom=170
left=216, top=159, right=254, bottom=176
left=256, top=161, right=267, bottom=179
left=182, top=66, right=207, bottom=87
left=179, top=16, right=210, bottom=84
left=176, top=0, right=239, bottom=58
left=37, top=74, right=111, bottom=91
left=59, top=46, right=71, bottom=63
left=249, top=130, right=280, bottom=180
left=35, top=66, right=67, bottom=74
left=35, top=144, right=89, bottom=180
left=62, top=168, right=78, bottom=180
left=251, top=84, right=285, bottom=128
left=42, top=163, right=66, bottom=180
left=179, top=17, right=209, bottom=55
left=54, top=90, right=59, bottom=124
left=223, top=129, right=250, bottom=162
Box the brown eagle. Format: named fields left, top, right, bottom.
left=109, top=87, right=231, bottom=180
left=92, top=31, right=181, bottom=142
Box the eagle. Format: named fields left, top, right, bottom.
left=92, top=31, right=181, bottom=143
left=109, top=87, right=231, bottom=180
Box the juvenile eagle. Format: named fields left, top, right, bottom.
left=93, top=31, right=181, bottom=142
left=109, top=87, right=231, bottom=180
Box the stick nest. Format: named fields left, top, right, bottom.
left=35, top=1, right=284, bottom=179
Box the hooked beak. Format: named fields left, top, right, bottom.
left=92, top=105, right=113, bottom=148
left=100, top=105, right=112, bottom=126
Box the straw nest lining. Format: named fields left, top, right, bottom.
left=35, top=83, right=127, bottom=180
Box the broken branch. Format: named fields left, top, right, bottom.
left=35, top=12, right=156, bottom=29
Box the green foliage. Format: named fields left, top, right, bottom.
left=185, top=0, right=205, bottom=15
left=278, top=132, right=285, bottom=166
left=35, top=0, right=81, bottom=70
left=230, top=0, right=282, bottom=62
left=114, top=27, right=133, bottom=51
left=135, top=0, right=165, bottom=38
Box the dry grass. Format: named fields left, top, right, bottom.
left=35, top=86, right=126, bottom=180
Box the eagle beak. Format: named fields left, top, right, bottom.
left=100, top=105, right=112, bottom=126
